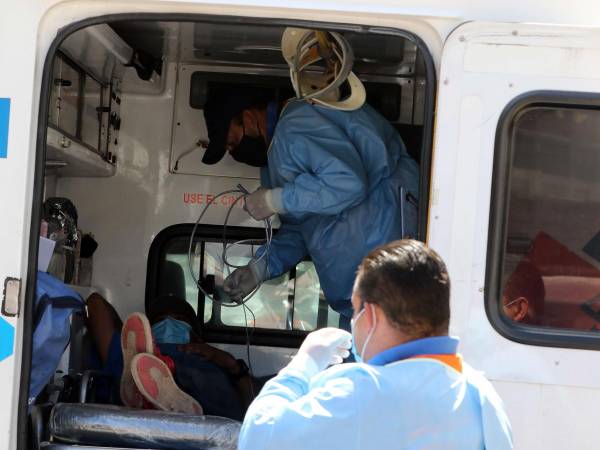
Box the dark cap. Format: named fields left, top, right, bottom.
left=148, top=295, right=198, bottom=329
left=202, top=86, right=272, bottom=165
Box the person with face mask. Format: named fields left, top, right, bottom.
left=202, top=84, right=419, bottom=329
left=238, top=240, right=514, bottom=450
left=86, top=294, right=255, bottom=419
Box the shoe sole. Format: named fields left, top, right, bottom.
left=131, top=353, right=203, bottom=415
left=120, top=313, right=154, bottom=408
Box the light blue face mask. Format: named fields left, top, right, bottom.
left=151, top=317, right=192, bottom=344
left=351, top=306, right=377, bottom=363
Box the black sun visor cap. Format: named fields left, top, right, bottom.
left=202, top=86, right=273, bottom=165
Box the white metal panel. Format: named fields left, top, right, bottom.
left=46, top=127, right=116, bottom=177
left=57, top=62, right=263, bottom=320
left=10, top=2, right=600, bottom=449
left=432, top=22, right=600, bottom=450
left=60, top=24, right=133, bottom=84
left=0, top=2, right=46, bottom=448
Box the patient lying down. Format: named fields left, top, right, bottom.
left=87, top=294, right=263, bottom=420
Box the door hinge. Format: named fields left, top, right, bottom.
left=2, top=277, right=21, bottom=317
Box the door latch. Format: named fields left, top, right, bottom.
left=2, top=278, right=21, bottom=317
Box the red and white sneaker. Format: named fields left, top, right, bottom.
left=131, top=353, right=203, bottom=415
left=120, top=313, right=155, bottom=408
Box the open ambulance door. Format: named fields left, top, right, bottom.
left=431, top=23, right=600, bottom=450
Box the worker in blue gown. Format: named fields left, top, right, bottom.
left=201, top=31, right=419, bottom=329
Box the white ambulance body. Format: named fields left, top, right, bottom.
left=2, top=1, right=600, bottom=449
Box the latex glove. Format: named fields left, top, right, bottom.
left=244, top=187, right=283, bottom=220
left=223, top=259, right=267, bottom=302
left=286, top=327, right=352, bottom=378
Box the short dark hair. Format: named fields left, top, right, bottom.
left=354, top=239, right=450, bottom=338
left=147, top=295, right=199, bottom=332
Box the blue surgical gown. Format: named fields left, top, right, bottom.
left=259, top=100, right=419, bottom=317
left=238, top=337, right=514, bottom=450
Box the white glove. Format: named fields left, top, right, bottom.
left=244, top=188, right=283, bottom=220
left=223, top=259, right=267, bottom=302
left=286, top=328, right=352, bottom=378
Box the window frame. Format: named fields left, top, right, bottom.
left=487, top=90, right=600, bottom=351
left=146, top=223, right=327, bottom=348
left=23, top=14, right=436, bottom=446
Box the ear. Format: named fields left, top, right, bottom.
left=512, top=297, right=529, bottom=322
left=364, top=302, right=380, bottom=328
left=241, top=109, right=259, bottom=133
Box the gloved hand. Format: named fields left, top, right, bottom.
left=286, top=328, right=352, bottom=378
left=223, top=259, right=267, bottom=302
left=244, top=187, right=284, bottom=220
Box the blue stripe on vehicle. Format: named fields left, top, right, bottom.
left=0, top=98, right=11, bottom=158
left=0, top=317, right=14, bottom=361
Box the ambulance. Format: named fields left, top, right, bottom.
left=2, top=1, right=600, bottom=448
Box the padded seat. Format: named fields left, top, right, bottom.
left=48, top=403, right=240, bottom=450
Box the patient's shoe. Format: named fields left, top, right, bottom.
left=120, top=313, right=155, bottom=408
left=131, top=353, right=204, bottom=415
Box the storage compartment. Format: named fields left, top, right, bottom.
left=45, top=127, right=116, bottom=177
left=81, top=76, right=103, bottom=150
left=47, top=53, right=116, bottom=175
left=49, top=56, right=81, bottom=138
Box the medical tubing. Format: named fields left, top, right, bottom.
left=220, top=185, right=272, bottom=284
left=221, top=194, right=272, bottom=272
left=186, top=188, right=271, bottom=307
left=219, top=194, right=272, bottom=299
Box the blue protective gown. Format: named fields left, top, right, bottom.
left=259, top=100, right=419, bottom=317
left=238, top=336, right=514, bottom=450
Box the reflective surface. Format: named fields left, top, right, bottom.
left=159, top=236, right=339, bottom=331
left=50, top=403, right=240, bottom=450
left=503, top=106, right=600, bottom=331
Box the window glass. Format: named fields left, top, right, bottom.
left=293, top=261, right=321, bottom=331
left=502, top=106, right=600, bottom=332
left=159, top=237, right=209, bottom=321
left=203, top=242, right=290, bottom=329
left=156, top=233, right=340, bottom=331
left=202, top=242, right=334, bottom=331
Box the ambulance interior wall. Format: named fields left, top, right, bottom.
left=50, top=49, right=424, bottom=369
left=44, top=175, right=58, bottom=199
left=53, top=62, right=261, bottom=320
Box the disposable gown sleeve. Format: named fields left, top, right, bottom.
left=255, top=223, right=308, bottom=279
left=238, top=365, right=371, bottom=450
left=273, top=130, right=369, bottom=217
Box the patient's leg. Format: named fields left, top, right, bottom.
left=86, top=293, right=122, bottom=364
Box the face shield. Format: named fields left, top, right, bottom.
left=281, top=28, right=366, bottom=111
left=42, top=197, right=79, bottom=282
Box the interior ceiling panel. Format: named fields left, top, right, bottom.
left=190, top=23, right=414, bottom=76
left=108, top=21, right=417, bottom=77
left=110, top=22, right=166, bottom=61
